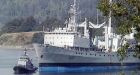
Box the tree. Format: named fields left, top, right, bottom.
left=98, top=0, right=140, bottom=59
left=39, top=17, right=64, bottom=31
left=1, top=16, right=38, bottom=33
left=19, top=16, right=38, bottom=32
left=1, top=18, right=23, bottom=33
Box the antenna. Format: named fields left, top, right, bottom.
left=74, top=0, right=76, bottom=8
left=65, top=20, right=68, bottom=31
left=74, top=0, right=77, bottom=31
left=108, top=0, right=112, bottom=34
left=24, top=48, right=27, bottom=55
left=43, top=25, right=44, bottom=32
left=97, top=9, right=99, bottom=25
left=67, top=0, right=77, bottom=32
left=105, top=0, right=112, bottom=52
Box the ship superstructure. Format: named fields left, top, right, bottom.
left=43, top=0, right=91, bottom=49
left=33, top=0, right=140, bottom=72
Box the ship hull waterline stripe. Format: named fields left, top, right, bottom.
left=39, top=63, right=140, bottom=67
left=39, top=66, right=139, bottom=72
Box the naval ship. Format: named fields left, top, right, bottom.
left=33, top=0, right=140, bottom=72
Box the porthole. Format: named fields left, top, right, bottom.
left=41, top=55, right=43, bottom=58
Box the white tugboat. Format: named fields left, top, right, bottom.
left=13, top=49, right=38, bottom=74
left=33, top=0, right=140, bottom=72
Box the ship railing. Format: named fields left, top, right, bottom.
left=45, top=44, right=106, bottom=53
left=63, top=46, right=93, bottom=52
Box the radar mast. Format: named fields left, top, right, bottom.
left=67, top=0, right=77, bottom=32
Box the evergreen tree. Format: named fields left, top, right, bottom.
left=98, top=0, right=140, bottom=58
left=40, top=17, right=64, bottom=31
left=1, top=16, right=38, bottom=33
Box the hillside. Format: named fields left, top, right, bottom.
left=0, top=32, right=43, bottom=48
left=0, top=0, right=103, bottom=49
left=0, top=0, right=98, bottom=24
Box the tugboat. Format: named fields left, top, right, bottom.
left=13, top=49, right=38, bottom=74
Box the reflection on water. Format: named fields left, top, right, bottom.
left=0, top=48, right=140, bottom=75
left=14, top=74, right=33, bottom=75
left=11, top=70, right=140, bottom=75
left=0, top=67, right=140, bottom=75
left=39, top=70, right=140, bottom=75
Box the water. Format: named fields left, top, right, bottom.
left=0, top=48, right=140, bottom=75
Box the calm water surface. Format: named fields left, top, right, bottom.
left=0, top=48, right=140, bottom=75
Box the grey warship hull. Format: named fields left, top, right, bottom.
left=33, top=44, right=140, bottom=72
